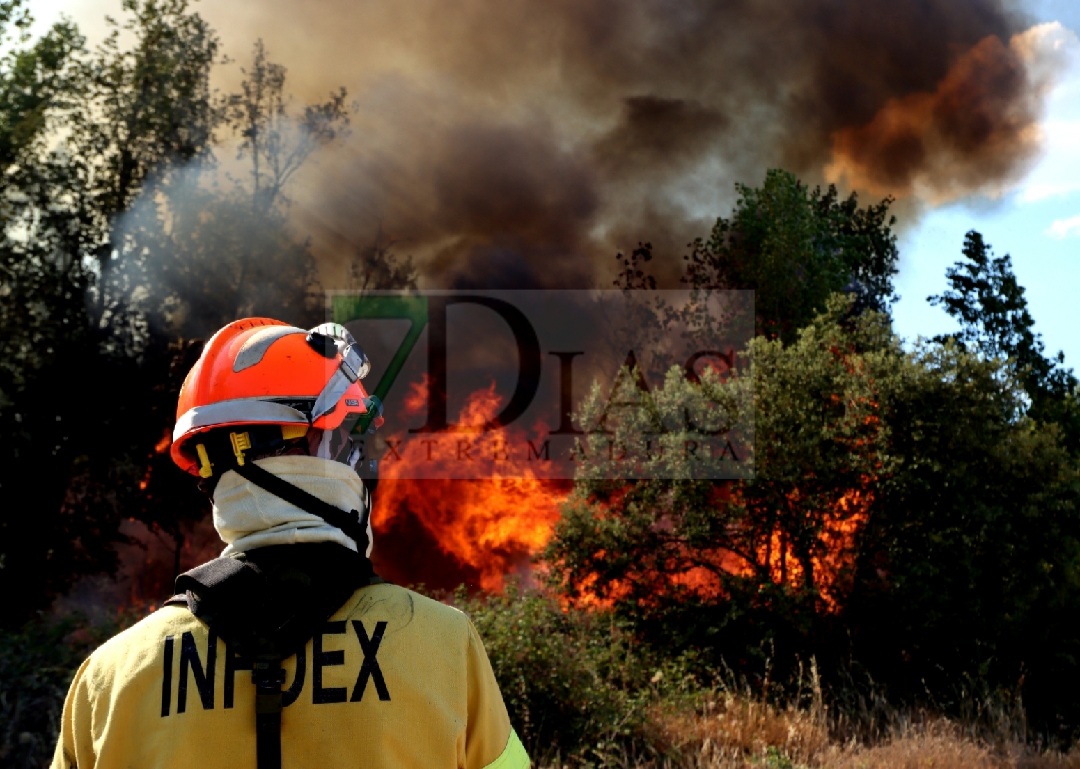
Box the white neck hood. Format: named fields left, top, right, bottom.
left=212, top=455, right=373, bottom=558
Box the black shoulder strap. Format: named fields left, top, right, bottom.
left=175, top=557, right=262, bottom=610
left=252, top=650, right=285, bottom=769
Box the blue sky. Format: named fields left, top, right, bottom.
left=893, top=0, right=1080, bottom=369
left=18, top=1, right=1080, bottom=372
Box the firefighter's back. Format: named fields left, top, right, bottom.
left=52, top=581, right=525, bottom=769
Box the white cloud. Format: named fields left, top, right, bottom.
left=1046, top=214, right=1080, bottom=238
left=1013, top=24, right=1080, bottom=203
left=1018, top=117, right=1080, bottom=202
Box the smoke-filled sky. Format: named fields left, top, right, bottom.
left=21, top=0, right=1080, bottom=368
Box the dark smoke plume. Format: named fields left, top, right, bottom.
left=186, top=0, right=1070, bottom=289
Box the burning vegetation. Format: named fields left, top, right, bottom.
left=372, top=377, right=570, bottom=591
left=7, top=0, right=1080, bottom=763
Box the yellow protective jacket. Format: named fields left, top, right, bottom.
left=51, top=581, right=529, bottom=769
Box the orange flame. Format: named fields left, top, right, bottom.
left=747, top=486, right=871, bottom=613
left=375, top=374, right=874, bottom=612
left=375, top=378, right=568, bottom=592
left=139, top=429, right=174, bottom=491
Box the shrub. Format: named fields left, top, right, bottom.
left=0, top=610, right=142, bottom=769
left=456, top=583, right=698, bottom=767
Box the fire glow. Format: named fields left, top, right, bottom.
left=139, top=430, right=174, bottom=490
left=746, top=486, right=872, bottom=613
left=370, top=377, right=872, bottom=612
left=373, top=377, right=569, bottom=592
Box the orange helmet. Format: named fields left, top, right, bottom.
left=171, top=317, right=380, bottom=477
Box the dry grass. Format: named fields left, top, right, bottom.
left=538, top=671, right=1080, bottom=769
left=821, top=720, right=1064, bottom=769
left=646, top=688, right=830, bottom=768
left=641, top=708, right=1080, bottom=769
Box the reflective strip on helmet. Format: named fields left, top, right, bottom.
left=173, top=398, right=310, bottom=440
left=233, top=326, right=306, bottom=372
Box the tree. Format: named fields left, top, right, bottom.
left=545, top=296, right=896, bottom=671
left=681, top=169, right=899, bottom=342
left=929, top=230, right=1079, bottom=448
left=88, top=33, right=358, bottom=594
left=544, top=294, right=1080, bottom=737
left=76, top=0, right=224, bottom=350
left=84, top=0, right=220, bottom=220
left=1, top=0, right=60, bottom=173
left=347, top=222, right=418, bottom=294
left=0, top=1, right=373, bottom=624
left=224, top=39, right=349, bottom=217
left=0, top=4, right=121, bottom=625
left=847, top=334, right=1080, bottom=734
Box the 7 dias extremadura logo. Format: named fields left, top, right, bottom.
left=329, top=290, right=755, bottom=481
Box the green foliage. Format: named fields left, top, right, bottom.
left=929, top=230, right=1080, bottom=449
left=850, top=336, right=1080, bottom=732
left=0, top=610, right=142, bottom=768
left=80, top=0, right=221, bottom=227
left=0, top=0, right=30, bottom=44
left=930, top=231, right=1040, bottom=364
left=0, top=6, right=121, bottom=624
left=682, top=168, right=899, bottom=342
left=0, top=8, right=75, bottom=172
left=544, top=291, right=1080, bottom=739
left=1, top=2, right=227, bottom=621
left=456, top=584, right=697, bottom=766
left=0, top=0, right=411, bottom=626
left=545, top=297, right=896, bottom=661
left=757, top=746, right=800, bottom=769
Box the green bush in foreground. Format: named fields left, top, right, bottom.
left=455, top=583, right=700, bottom=767
left=0, top=611, right=136, bottom=768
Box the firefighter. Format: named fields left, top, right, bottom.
left=51, top=317, right=530, bottom=769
